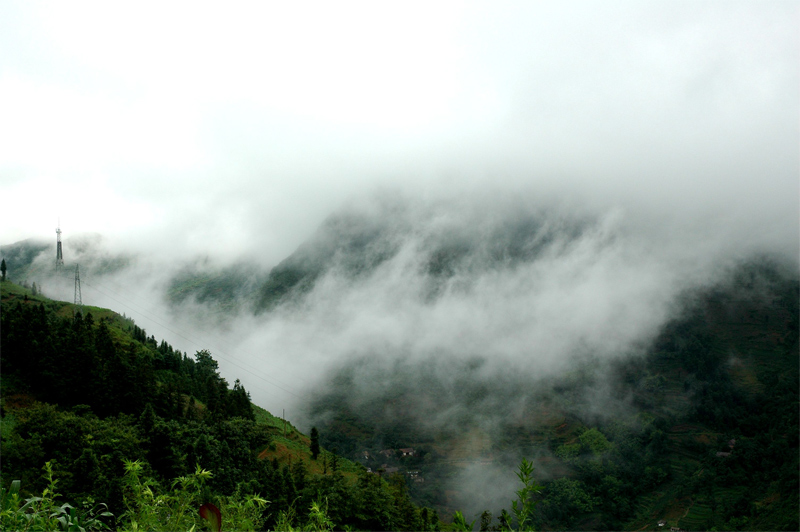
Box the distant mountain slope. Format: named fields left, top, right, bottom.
left=0, top=238, right=49, bottom=283
left=254, top=196, right=592, bottom=313
left=304, top=257, right=799, bottom=530
left=166, top=259, right=266, bottom=313
left=0, top=233, right=134, bottom=287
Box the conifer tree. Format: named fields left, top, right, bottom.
left=310, top=427, right=320, bottom=460
left=1, top=258, right=7, bottom=281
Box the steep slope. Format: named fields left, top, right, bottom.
left=0, top=280, right=439, bottom=531
left=253, top=196, right=591, bottom=313
left=304, top=258, right=799, bottom=530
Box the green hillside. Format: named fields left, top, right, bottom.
left=253, top=205, right=590, bottom=313
left=166, top=259, right=266, bottom=314
left=0, top=280, right=439, bottom=531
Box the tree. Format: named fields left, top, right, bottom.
left=1, top=258, right=6, bottom=281
left=310, top=427, right=320, bottom=460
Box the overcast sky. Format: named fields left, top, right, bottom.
left=1, top=1, right=797, bottom=264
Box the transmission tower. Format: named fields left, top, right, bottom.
left=55, top=222, right=64, bottom=271
left=74, top=264, right=82, bottom=313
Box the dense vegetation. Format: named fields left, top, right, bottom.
left=1, top=232, right=797, bottom=530
left=0, top=281, right=437, bottom=531
left=308, top=259, right=799, bottom=530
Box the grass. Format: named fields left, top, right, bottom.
left=251, top=405, right=364, bottom=477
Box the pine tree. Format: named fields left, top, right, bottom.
left=1, top=258, right=6, bottom=281
left=310, top=427, right=320, bottom=460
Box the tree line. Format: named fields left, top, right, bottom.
left=0, top=286, right=438, bottom=530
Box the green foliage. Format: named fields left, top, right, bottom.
left=120, top=459, right=267, bottom=532
left=473, top=459, right=542, bottom=532
left=305, top=500, right=335, bottom=532
left=578, top=428, right=612, bottom=455
left=537, top=478, right=595, bottom=529
left=310, top=427, right=320, bottom=460
left=554, top=442, right=580, bottom=462
left=509, top=458, right=542, bottom=531
left=451, top=510, right=474, bottom=531
left=0, top=282, right=438, bottom=532
left=0, top=461, right=113, bottom=532
left=0, top=290, right=256, bottom=423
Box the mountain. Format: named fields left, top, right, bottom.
left=0, top=238, right=50, bottom=283
left=2, top=194, right=798, bottom=530
left=253, top=196, right=591, bottom=313
left=0, top=280, right=437, bottom=531
left=166, top=258, right=266, bottom=313
left=236, top=195, right=799, bottom=529
left=305, top=257, right=799, bottom=530
left=0, top=234, right=263, bottom=316
left=0, top=233, right=134, bottom=296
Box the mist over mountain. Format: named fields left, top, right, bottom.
left=2, top=2, right=798, bottom=528
left=4, top=185, right=797, bottom=406
left=3, top=184, right=798, bottom=526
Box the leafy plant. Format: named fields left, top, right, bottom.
left=510, top=458, right=542, bottom=532
left=274, top=499, right=335, bottom=532
left=199, top=502, right=221, bottom=532
left=120, top=459, right=266, bottom=531
left=451, top=510, right=475, bottom=531
left=0, top=461, right=113, bottom=532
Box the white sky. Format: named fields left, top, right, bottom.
left=1, top=1, right=797, bottom=264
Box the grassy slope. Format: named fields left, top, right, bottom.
left=252, top=405, right=363, bottom=477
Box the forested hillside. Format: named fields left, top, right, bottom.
left=307, top=259, right=799, bottom=531
left=0, top=281, right=438, bottom=531
left=1, top=247, right=797, bottom=530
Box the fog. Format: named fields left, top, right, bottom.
left=1, top=2, right=796, bottom=260
left=1, top=0, right=798, bottom=519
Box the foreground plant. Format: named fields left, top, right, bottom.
left=0, top=461, right=113, bottom=532
left=469, top=458, right=543, bottom=532
left=273, top=499, right=338, bottom=532
left=510, top=458, right=543, bottom=531
left=120, top=459, right=267, bottom=531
